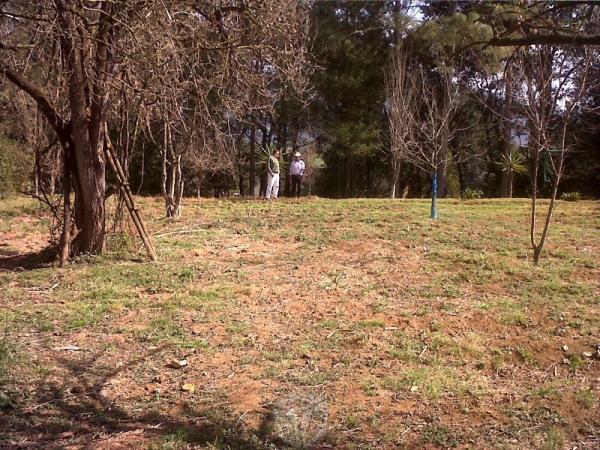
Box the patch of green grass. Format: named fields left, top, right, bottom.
left=387, top=332, right=424, bottom=362
left=150, top=429, right=190, bottom=450
left=569, top=354, right=585, bottom=371
left=516, top=347, right=535, bottom=365
left=262, top=349, right=293, bottom=362
left=226, top=320, right=248, bottom=335
left=496, top=298, right=529, bottom=327
left=132, top=314, right=206, bottom=350
left=186, top=288, right=229, bottom=312
left=0, top=337, right=15, bottom=384
left=318, top=319, right=338, bottom=330
left=421, top=424, right=459, bottom=448
left=534, top=383, right=563, bottom=401
left=359, top=379, right=378, bottom=397
left=541, top=427, right=565, bottom=450
left=66, top=299, right=120, bottom=330
left=574, top=389, right=595, bottom=409
left=353, top=319, right=386, bottom=329
left=344, top=414, right=361, bottom=430
left=286, top=370, right=334, bottom=386
left=382, top=366, right=488, bottom=400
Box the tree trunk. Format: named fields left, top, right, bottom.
left=236, top=127, right=246, bottom=196
left=365, top=157, right=372, bottom=196
left=390, top=158, right=401, bottom=199
left=66, top=62, right=106, bottom=254
left=162, top=125, right=182, bottom=218
left=50, top=148, right=59, bottom=195
left=259, top=172, right=267, bottom=198
left=60, top=162, right=72, bottom=266
left=249, top=123, right=256, bottom=197
left=33, top=153, right=40, bottom=196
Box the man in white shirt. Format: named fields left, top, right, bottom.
left=289, top=152, right=306, bottom=197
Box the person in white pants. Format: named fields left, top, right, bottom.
left=266, top=149, right=280, bottom=200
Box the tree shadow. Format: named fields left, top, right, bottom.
left=0, top=246, right=56, bottom=272
left=0, top=346, right=266, bottom=449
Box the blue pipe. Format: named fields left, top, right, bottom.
left=431, top=171, right=438, bottom=219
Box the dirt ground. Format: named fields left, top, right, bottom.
left=0, top=196, right=598, bottom=449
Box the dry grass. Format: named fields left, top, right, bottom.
left=0, top=196, right=598, bottom=449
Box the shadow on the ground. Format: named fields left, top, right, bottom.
left=0, top=246, right=56, bottom=272
left=0, top=346, right=266, bottom=449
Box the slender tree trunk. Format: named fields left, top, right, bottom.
left=236, top=127, right=246, bottom=196
left=162, top=124, right=182, bottom=218
left=507, top=170, right=514, bottom=198
left=49, top=149, right=59, bottom=195
left=366, top=157, right=372, bottom=196
left=33, top=154, right=40, bottom=196
left=530, top=150, right=539, bottom=256
left=249, top=123, right=256, bottom=197
left=500, top=62, right=515, bottom=198
left=173, top=154, right=183, bottom=217
left=283, top=125, right=291, bottom=197
left=60, top=175, right=72, bottom=266
left=345, top=157, right=352, bottom=197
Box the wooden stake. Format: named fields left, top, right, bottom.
left=104, top=124, right=158, bottom=261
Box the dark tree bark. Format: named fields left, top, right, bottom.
left=249, top=123, right=256, bottom=196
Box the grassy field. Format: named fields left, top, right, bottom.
left=0, top=196, right=598, bottom=449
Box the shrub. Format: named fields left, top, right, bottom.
left=0, top=135, right=31, bottom=199
left=462, top=188, right=484, bottom=200
left=560, top=191, right=581, bottom=202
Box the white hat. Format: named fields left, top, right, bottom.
left=294, top=152, right=301, bottom=157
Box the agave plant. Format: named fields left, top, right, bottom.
left=498, top=148, right=528, bottom=175
left=258, top=143, right=289, bottom=173
left=497, top=147, right=527, bottom=198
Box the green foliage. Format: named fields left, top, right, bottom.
left=0, top=136, right=31, bottom=199
left=462, top=188, right=484, bottom=200
left=560, top=192, right=582, bottom=202
left=498, top=148, right=528, bottom=175
left=413, top=6, right=511, bottom=71
left=310, top=1, right=391, bottom=195
left=257, top=143, right=288, bottom=174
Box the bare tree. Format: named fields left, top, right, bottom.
left=386, top=47, right=465, bottom=217
left=0, top=1, right=146, bottom=261
left=1, top=0, right=311, bottom=259
left=385, top=48, right=418, bottom=199
left=511, top=46, right=598, bottom=264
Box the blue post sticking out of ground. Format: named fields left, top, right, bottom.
left=431, top=171, right=438, bottom=219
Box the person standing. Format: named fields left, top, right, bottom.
left=289, top=151, right=305, bottom=197
left=266, top=149, right=280, bottom=200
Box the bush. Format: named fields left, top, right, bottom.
left=560, top=191, right=581, bottom=202
left=462, top=188, right=484, bottom=200
left=0, top=135, right=31, bottom=199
